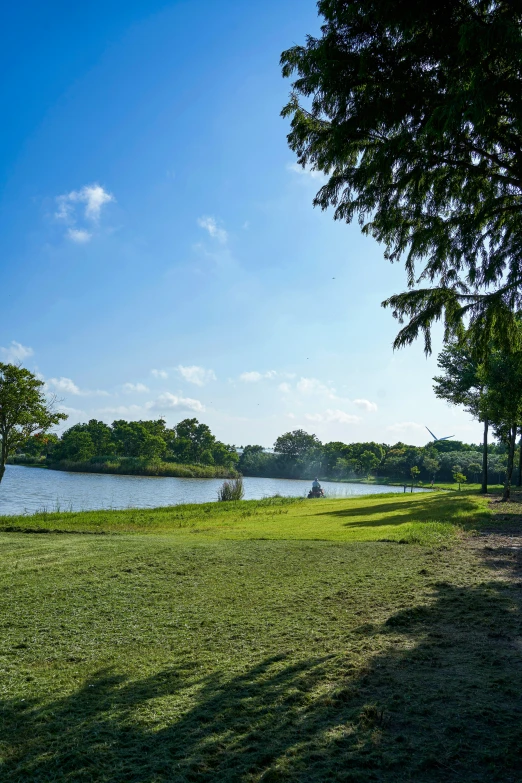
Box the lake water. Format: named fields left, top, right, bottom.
left=0, top=465, right=429, bottom=517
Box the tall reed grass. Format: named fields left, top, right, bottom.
left=49, top=458, right=237, bottom=479
left=217, top=476, right=245, bottom=501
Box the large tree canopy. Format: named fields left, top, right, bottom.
left=0, top=363, right=67, bottom=483
left=281, top=0, right=522, bottom=352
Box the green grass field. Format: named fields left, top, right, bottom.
left=1, top=491, right=521, bottom=781
left=0, top=490, right=492, bottom=544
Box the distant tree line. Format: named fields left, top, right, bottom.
left=19, top=418, right=239, bottom=470
left=17, top=416, right=514, bottom=486
left=238, top=430, right=510, bottom=485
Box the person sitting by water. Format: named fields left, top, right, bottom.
left=312, top=477, right=321, bottom=490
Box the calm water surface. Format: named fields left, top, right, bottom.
left=0, top=465, right=428, bottom=516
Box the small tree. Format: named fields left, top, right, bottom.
left=453, top=471, right=467, bottom=491
left=433, top=339, right=489, bottom=493
left=0, top=363, right=67, bottom=483
left=410, top=465, right=420, bottom=492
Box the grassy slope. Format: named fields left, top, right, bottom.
left=0, top=491, right=492, bottom=545
left=1, top=493, right=521, bottom=781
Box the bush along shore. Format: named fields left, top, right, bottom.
left=46, top=457, right=238, bottom=479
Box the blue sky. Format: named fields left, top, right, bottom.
left=1, top=0, right=483, bottom=447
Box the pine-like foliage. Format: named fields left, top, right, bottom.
left=281, top=0, right=522, bottom=352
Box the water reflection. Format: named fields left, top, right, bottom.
left=0, top=465, right=428, bottom=516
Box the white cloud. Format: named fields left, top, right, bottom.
left=240, top=371, right=262, bottom=383
left=278, top=382, right=291, bottom=393
left=296, top=377, right=336, bottom=398
left=287, top=162, right=327, bottom=182
left=151, top=369, right=168, bottom=379
left=353, top=398, right=378, bottom=413
left=123, top=382, right=149, bottom=394
left=240, top=370, right=277, bottom=383
left=55, top=183, right=114, bottom=242
left=67, top=228, right=92, bottom=243
left=148, top=392, right=205, bottom=413
left=304, top=410, right=362, bottom=424
left=45, top=377, right=109, bottom=397
left=386, top=422, right=425, bottom=434
left=56, top=184, right=114, bottom=223
left=177, top=365, right=216, bottom=386
left=197, top=215, right=228, bottom=244
left=0, top=341, right=34, bottom=363
left=46, top=377, right=81, bottom=395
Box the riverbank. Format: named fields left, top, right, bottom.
left=48, top=458, right=237, bottom=479
left=0, top=490, right=491, bottom=544
left=10, top=457, right=494, bottom=491
left=0, top=467, right=432, bottom=517
left=338, top=475, right=506, bottom=492
left=1, top=491, right=521, bottom=781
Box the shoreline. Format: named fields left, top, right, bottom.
left=8, top=461, right=426, bottom=488
left=8, top=459, right=237, bottom=480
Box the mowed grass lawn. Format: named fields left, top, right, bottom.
left=1, top=492, right=521, bottom=782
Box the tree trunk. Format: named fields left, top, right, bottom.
left=517, top=427, right=522, bottom=487
left=481, top=418, right=489, bottom=494
left=502, top=424, right=517, bottom=501
left=0, top=433, right=7, bottom=484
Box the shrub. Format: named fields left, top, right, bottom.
left=217, top=476, right=244, bottom=502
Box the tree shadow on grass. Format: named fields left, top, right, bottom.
left=315, top=493, right=488, bottom=531
left=1, top=550, right=522, bottom=782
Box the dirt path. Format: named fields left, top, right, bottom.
left=465, top=494, right=522, bottom=582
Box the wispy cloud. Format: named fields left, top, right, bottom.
left=287, top=162, right=327, bottom=183
left=98, top=393, right=205, bottom=418
left=304, top=410, right=362, bottom=424
left=56, top=184, right=114, bottom=222
left=148, top=392, right=205, bottom=413
left=177, top=365, right=216, bottom=386
left=0, top=340, right=34, bottom=363
left=296, top=377, right=337, bottom=398
left=278, top=382, right=291, bottom=393
left=45, top=377, right=109, bottom=397
left=197, top=215, right=228, bottom=244
left=55, top=183, right=114, bottom=242
left=239, top=370, right=277, bottom=383
left=67, top=228, right=92, bottom=243
left=123, top=382, right=149, bottom=394
left=353, top=399, right=378, bottom=413
left=151, top=369, right=168, bottom=379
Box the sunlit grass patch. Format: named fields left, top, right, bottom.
left=382, top=520, right=461, bottom=546
left=0, top=490, right=492, bottom=543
